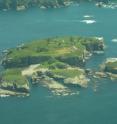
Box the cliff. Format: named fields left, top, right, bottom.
left=0, top=68, right=30, bottom=96
left=2, top=36, right=104, bottom=68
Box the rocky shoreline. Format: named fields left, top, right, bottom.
left=0, top=0, right=112, bottom=11
left=0, top=0, right=77, bottom=11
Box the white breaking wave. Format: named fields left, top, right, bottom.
left=112, top=39, right=117, bottom=43
left=80, top=20, right=96, bottom=24
left=83, top=15, right=93, bottom=18
left=0, top=95, right=10, bottom=98
left=95, top=37, right=104, bottom=40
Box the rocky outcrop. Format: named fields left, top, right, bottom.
left=103, top=58, right=117, bottom=74
left=64, top=75, right=89, bottom=88
left=57, top=56, right=85, bottom=67
left=81, top=37, right=105, bottom=53
left=0, top=89, right=29, bottom=97
left=0, top=83, right=29, bottom=93
left=31, top=66, right=88, bottom=95
left=0, top=80, right=30, bottom=94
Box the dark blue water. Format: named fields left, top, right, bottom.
left=0, top=3, right=117, bottom=124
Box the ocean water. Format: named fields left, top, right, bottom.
left=0, top=3, right=117, bottom=124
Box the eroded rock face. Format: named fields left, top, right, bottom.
left=2, top=56, right=51, bottom=68
left=82, top=40, right=104, bottom=52
left=0, top=68, right=30, bottom=96
left=31, top=66, right=88, bottom=96
left=64, top=75, right=89, bottom=88
left=0, top=80, right=30, bottom=93
left=57, top=56, right=85, bottom=67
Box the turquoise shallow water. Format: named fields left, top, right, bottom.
left=0, top=3, right=117, bottom=124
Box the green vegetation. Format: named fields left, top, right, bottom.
left=8, top=37, right=86, bottom=58
left=39, top=59, right=69, bottom=69
left=51, top=68, right=84, bottom=78
left=38, top=59, right=84, bottom=78
left=2, top=36, right=104, bottom=68
left=0, top=68, right=29, bottom=93
left=35, top=60, right=83, bottom=78
left=2, top=69, right=26, bottom=86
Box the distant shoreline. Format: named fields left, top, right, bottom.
left=0, top=0, right=112, bottom=12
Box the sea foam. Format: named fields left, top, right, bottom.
left=80, top=20, right=96, bottom=24
left=112, top=39, right=117, bottom=43
left=83, top=15, right=93, bottom=18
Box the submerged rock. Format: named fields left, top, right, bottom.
left=95, top=72, right=107, bottom=78
left=16, top=5, right=26, bottom=11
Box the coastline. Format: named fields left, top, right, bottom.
left=1, top=0, right=115, bottom=12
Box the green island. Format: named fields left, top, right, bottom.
left=0, top=36, right=106, bottom=96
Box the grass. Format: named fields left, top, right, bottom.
left=7, top=36, right=101, bottom=60
left=52, top=68, right=84, bottom=78
left=1, top=68, right=28, bottom=87
left=39, top=59, right=68, bottom=69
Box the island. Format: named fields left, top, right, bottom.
left=0, top=36, right=105, bottom=96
